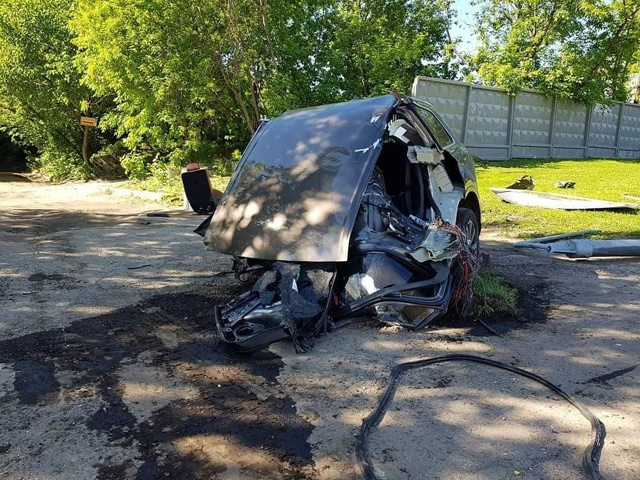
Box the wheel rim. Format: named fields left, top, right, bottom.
left=462, top=220, right=478, bottom=252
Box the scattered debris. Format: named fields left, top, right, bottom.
left=514, top=229, right=601, bottom=249
left=147, top=212, right=170, bottom=218
left=506, top=175, right=536, bottom=190
left=476, top=318, right=500, bottom=336
left=515, top=230, right=640, bottom=258
left=204, top=94, right=482, bottom=351
left=533, top=239, right=640, bottom=259
left=585, top=365, right=637, bottom=385
left=491, top=188, right=640, bottom=211
left=128, top=264, right=151, bottom=270
left=555, top=181, right=576, bottom=189
left=506, top=214, right=525, bottom=223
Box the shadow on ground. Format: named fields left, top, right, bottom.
left=0, top=280, right=313, bottom=479
left=0, top=188, right=638, bottom=479
left=0, top=172, right=31, bottom=183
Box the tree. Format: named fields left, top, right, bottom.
left=318, top=0, right=457, bottom=100
left=474, top=0, right=640, bottom=104
left=0, top=0, right=111, bottom=179
left=72, top=0, right=297, bottom=175
left=71, top=0, right=458, bottom=176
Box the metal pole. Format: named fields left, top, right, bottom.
left=559, top=240, right=640, bottom=258
left=514, top=229, right=601, bottom=248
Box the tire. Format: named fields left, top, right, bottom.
left=455, top=207, right=480, bottom=259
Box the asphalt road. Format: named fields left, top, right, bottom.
left=1, top=175, right=638, bottom=479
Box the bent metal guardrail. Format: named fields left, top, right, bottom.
left=412, top=76, right=640, bottom=160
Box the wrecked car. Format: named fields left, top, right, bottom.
left=202, top=93, right=481, bottom=352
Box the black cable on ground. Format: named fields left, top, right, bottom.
left=355, top=354, right=606, bottom=480
left=477, top=318, right=501, bottom=336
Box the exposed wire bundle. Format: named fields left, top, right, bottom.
left=443, top=222, right=479, bottom=317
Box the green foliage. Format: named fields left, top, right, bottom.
left=70, top=0, right=458, bottom=174
left=120, top=152, right=150, bottom=181
left=72, top=0, right=258, bottom=161
left=474, top=0, right=640, bottom=104
left=0, top=0, right=112, bottom=179
left=630, top=48, right=640, bottom=76
left=3, top=0, right=639, bottom=184
left=300, top=1, right=457, bottom=101
left=33, top=149, right=88, bottom=181
left=472, top=273, right=518, bottom=317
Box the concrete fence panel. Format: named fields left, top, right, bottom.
left=412, top=76, right=640, bottom=160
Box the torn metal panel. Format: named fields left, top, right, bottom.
left=428, top=163, right=464, bottom=224
left=204, top=95, right=399, bottom=262
left=407, top=145, right=443, bottom=165
left=492, top=188, right=640, bottom=211
left=215, top=263, right=336, bottom=352
left=410, top=223, right=459, bottom=262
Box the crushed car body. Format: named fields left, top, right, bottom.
left=203, top=93, right=481, bottom=352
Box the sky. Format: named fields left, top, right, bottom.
left=450, top=0, right=481, bottom=53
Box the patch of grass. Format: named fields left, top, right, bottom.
left=475, top=158, right=640, bottom=239
left=472, top=272, right=518, bottom=318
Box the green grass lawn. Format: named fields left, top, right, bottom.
left=475, top=158, right=640, bottom=239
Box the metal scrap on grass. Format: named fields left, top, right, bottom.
left=515, top=230, right=640, bottom=258
left=492, top=188, right=640, bottom=211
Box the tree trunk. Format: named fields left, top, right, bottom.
left=82, top=126, right=90, bottom=167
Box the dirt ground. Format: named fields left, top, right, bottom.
left=1, top=174, right=638, bottom=479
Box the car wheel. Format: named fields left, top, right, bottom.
left=456, top=207, right=480, bottom=259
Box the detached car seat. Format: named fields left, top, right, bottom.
left=181, top=163, right=222, bottom=215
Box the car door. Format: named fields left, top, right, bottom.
left=410, top=101, right=478, bottom=196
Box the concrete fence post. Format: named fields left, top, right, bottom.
left=507, top=94, right=516, bottom=159
left=584, top=107, right=592, bottom=158
left=461, top=84, right=472, bottom=144
left=614, top=103, right=624, bottom=157
left=549, top=96, right=557, bottom=157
